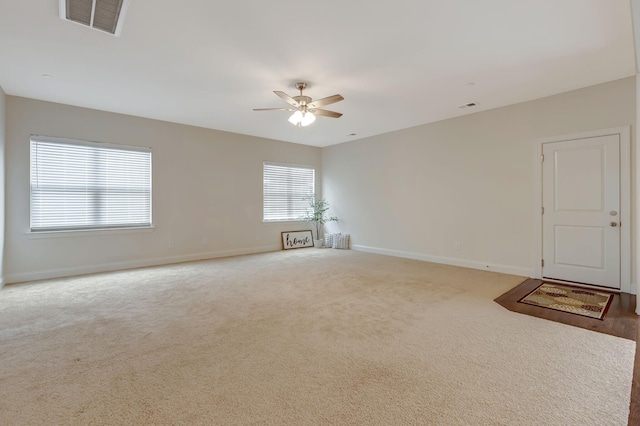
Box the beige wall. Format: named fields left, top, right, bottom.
left=0, top=87, right=5, bottom=287
left=5, top=96, right=321, bottom=283
left=322, top=78, right=636, bottom=286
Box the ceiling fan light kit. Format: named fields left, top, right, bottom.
left=288, top=110, right=316, bottom=127
left=254, top=82, right=343, bottom=128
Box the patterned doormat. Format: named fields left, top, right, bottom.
left=518, top=283, right=614, bottom=320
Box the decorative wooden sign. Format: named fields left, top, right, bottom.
left=281, top=230, right=314, bottom=250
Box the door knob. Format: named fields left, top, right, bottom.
left=610, top=222, right=618, bottom=227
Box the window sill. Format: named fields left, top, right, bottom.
left=262, top=219, right=306, bottom=224
left=26, top=225, right=155, bottom=239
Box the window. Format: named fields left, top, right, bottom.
left=263, top=162, right=315, bottom=222
left=30, top=136, right=152, bottom=232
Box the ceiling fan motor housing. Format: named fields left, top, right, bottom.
left=293, top=96, right=312, bottom=106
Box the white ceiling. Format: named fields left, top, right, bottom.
left=0, top=0, right=636, bottom=147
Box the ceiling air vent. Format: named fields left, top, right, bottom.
left=458, top=102, right=478, bottom=110
left=59, top=0, right=131, bottom=37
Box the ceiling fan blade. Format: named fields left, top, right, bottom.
left=274, top=91, right=300, bottom=107
left=312, top=109, right=342, bottom=118
left=253, top=108, right=293, bottom=111
left=308, top=94, right=344, bottom=109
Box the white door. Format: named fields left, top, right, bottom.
left=542, top=135, right=620, bottom=288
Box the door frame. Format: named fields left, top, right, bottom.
left=533, top=126, right=631, bottom=294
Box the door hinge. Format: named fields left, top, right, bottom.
left=541, top=154, right=544, bottom=162
left=541, top=259, right=544, bottom=267
left=541, top=207, right=544, bottom=215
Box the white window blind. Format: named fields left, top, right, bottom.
left=30, top=136, right=152, bottom=232
left=263, top=162, right=315, bottom=222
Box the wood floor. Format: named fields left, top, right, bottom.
left=495, top=278, right=639, bottom=426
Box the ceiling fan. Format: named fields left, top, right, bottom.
left=253, top=82, right=344, bottom=127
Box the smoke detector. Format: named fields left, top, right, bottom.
left=59, top=0, right=131, bottom=37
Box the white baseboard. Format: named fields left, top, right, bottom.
left=4, top=245, right=279, bottom=284
left=352, top=245, right=534, bottom=277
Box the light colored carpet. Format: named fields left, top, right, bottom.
left=0, top=249, right=634, bottom=425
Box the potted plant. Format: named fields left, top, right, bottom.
left=301, top=197, right=338, bottom=247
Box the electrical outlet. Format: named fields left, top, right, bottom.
left=168, top=240, right=174, bottom=249
left=454, top=242, right=461, bottom=251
